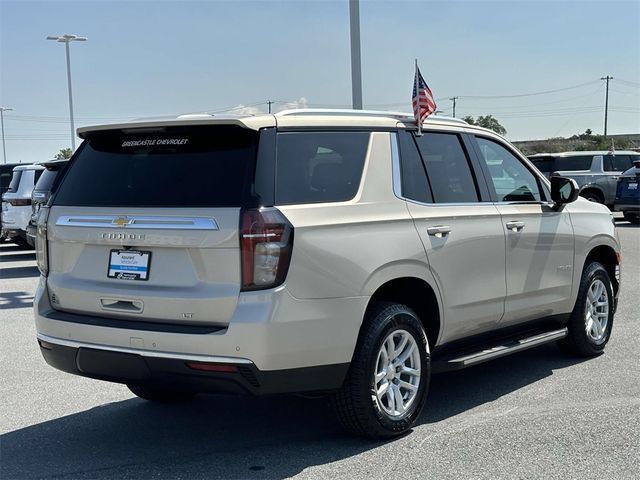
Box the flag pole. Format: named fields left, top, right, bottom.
left=415, top=59, right=422, bottom=136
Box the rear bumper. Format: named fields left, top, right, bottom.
left=26, top=224, right=36, bottom=246
left=37, top=334, right=348, bottom=395
left=34, top=278, right=366, bottom=390
left=614, top=203, right=640, bottom=212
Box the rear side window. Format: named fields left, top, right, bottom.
left=54, top=126, right=259, bottom=207
left=275, top=131, right=369, bottom=205
left=555, top=156, right=593, bottom=171
left=414, top=132, right=479, bottom=203
left=398, top=131, right=433, bottom=203
left=7, top=170, right=22, bottom=192
left=604, top=155, right=634, bottom=172
left=530, top=157, right=554, bottom=174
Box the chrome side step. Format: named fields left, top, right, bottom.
left=432, top=327, right=568, bottom=373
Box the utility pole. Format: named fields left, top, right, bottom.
left=449, top=96, right=458, bottom=118
left=0, top=107, right=13, bottom=164
left=601, top=75, right=613, bottom=137
left=267, top=100, right=273, bottom=114
left=47, top=34, right=87, bottom=151
left=349, top=0, right=363, bottom=109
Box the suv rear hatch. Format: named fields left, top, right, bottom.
left=46, top=124, right=272, bottom=326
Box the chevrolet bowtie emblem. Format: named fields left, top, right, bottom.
left=112, top=216, right=131, bottom=228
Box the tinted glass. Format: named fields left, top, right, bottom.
left=34, top=169, right=44, bottom=184
left=414, top=132, right=478, bottom=203
left=7, top=170, right=22, bottom=192
left=476, top=137, right=541, bottom=202
left=275, top=131, right=369, bottom=205
left=530, top=157, right=554, bottom=174
left=34, top=168, right=59, bottom=193
left=604, top=155, right=634, bottom=172
left=1, top=172, right=13, bottom=192
left=54, top=126, right=258, bottom=207
left=555, top=156, right=593, bottom=171
left=398, top=131, right=432, bottom=203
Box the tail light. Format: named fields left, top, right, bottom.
left=36, top=206, right=50, bottom=277
left=7, top=198, right=31, bottom=206
left=240, top=208, right=293, bottom=291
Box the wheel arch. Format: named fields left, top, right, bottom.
left=583, top=244, right=620, bottom=296
left=579, top=185, right=605, bottom=203
left=362, top=275, right=442, bottom=351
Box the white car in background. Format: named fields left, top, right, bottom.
left=1, top=164, right=45, bottom=248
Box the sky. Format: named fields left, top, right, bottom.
left=1, top=0, right=639, bottom=163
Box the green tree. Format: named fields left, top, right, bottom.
left=54, top=148, right=72, bottom=160
left=462, top=115, right=507, bottom=136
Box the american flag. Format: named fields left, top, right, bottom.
left=412, top=62, right=437, bottom=130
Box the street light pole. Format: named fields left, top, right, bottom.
left=47, top=34, right=87, bottom=151
left=0, top=107, right=13, bottom=164
left=349, top=0, right=363, bottom=110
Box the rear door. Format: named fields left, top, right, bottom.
left=398, top=130, right=506, bottom=343
left=603, top=155, right=635, bottom=204
left=471, top=136, right=575, bottom=324
left=47, top=125, right=264, bottom=326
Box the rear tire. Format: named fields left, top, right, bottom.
left=580, top=191, right=603, bottom=204
left=557, top=262, right=614, bottom=357
left=127, top=384, right=195, bottom=403
left=623, top=212, right=640, bottom=224
left=331, top=302, right=430, bottom=439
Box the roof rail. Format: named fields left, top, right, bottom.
left=275, top=108, right=468, bottom=125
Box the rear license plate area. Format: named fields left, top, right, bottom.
left=108, top=249, right=151, bottom=281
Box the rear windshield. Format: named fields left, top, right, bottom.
left=53, top=126, right=259, bottom=207
left=7, top=170, right=22, bottom=193
left=34, top=168, right=60, bottom=193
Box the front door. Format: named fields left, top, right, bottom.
left=472, top=136, right=575, bottom=325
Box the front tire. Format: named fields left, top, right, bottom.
left=558, top=261, right=614, bottom=357
left=127, top=384, right=195, bottom=403
left=331, top=302, right=430, bottom=439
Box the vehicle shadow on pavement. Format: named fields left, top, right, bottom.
left=0, top=265, right=40, bottom=279
left=423, top=343, right=583, bottom=424
left=0, top=344, right=586, bottom=479
left=0, top=252, right=36, bottom=262
left=0, top=291, right=34, bottom=309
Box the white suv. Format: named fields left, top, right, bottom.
left=34, top=110, right=621, bottom=438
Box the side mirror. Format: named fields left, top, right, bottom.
left=551, top=176, right=579, bottom=206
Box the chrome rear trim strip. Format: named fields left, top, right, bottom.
left=56, top=215, right=219, bottom=230
left=37, top=333, right=253, bottom=364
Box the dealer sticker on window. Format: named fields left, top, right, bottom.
left=108, top=250, right=151, bottom=281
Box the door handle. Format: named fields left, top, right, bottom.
left=506, top=221, right=525, bottom=232
left=427, top=225, right=451, bottom=237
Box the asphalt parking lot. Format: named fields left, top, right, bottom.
left=1, top=220, right=638, bottom=480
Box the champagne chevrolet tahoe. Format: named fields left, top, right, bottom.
left=34, top=110, right=621, bottom=438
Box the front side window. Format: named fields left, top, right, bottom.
left=414, top=132, right=479, bottom=203
left=475, top=137, right=542, bottom=202
left=275, top=131, right=369, bottom=205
